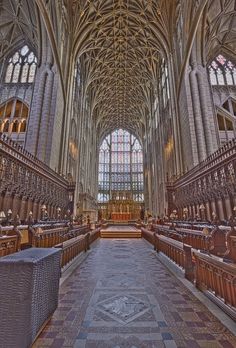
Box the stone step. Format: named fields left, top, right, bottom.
left=100, top=230, right=141, bottom=238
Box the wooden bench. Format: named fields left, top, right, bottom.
left=0, top=235, right=21, bottom=257
left=152, top=224, right=227, bottom=255
left=30, top=227, right=69, bottom=248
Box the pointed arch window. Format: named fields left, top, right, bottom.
left=98, top=129, right=144, bottom=203
left=209, top=54, right=236, bottom=86
left=0, top=99, right=29, bottom=134
left=5, top=45, right=37, bottom=84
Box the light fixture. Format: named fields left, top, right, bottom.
left=7, top=209, right=12, bottom=215
left=0, top=211, right=6, bottom=219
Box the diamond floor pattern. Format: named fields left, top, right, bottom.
left=33, top=239, right=236, bottom=348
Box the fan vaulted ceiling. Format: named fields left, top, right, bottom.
left=72, top=0, right=173, bottom=137
left=1, top=0, right=236, bottom=138
left=0, top=0, right=38, bottom=59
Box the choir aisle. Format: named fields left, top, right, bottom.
left=34, top=239, right=236, bottom=348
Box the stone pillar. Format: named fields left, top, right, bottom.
left=25, top=27, right=64, bottom=171
left=189, top=65, right=207, bottom=162
left=196, top=66, right=218, bottom=155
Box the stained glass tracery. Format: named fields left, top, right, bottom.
left=98, top=129, right=144, bottom=203
left=5, top=45, right=37, bottom=84
left=209, top=54, right=236, bottom=86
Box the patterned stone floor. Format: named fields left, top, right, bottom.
left=33, top=239, right=236, bottom=348
left=102, top=225, right=139, bottom=231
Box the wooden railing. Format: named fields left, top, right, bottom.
left=89, top=228, right=101, bottom=244
left=55, top=228, right=101, bottom=269
left=194, top=251, right=236, bottom=310
left=0, top=235, right=21, bottom=257
left=70, top=225, right=90, bottom=236
left=141, top=227, right=154, bottom=244
left=142, top=227, right=194, bottom=281
left=142, top=227, right=236, bottom=317
left=55, top=235, right=88, bottom=269
left=155, top=233, right=194, bottom=281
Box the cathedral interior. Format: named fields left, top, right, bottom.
left=0, top=1, right=236, bottom=347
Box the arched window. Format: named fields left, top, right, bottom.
left=98, top=129, right=144, bottom=203
left=160, top=58, right=170, bottom=108
left=0, top=99, right=29, bottom=134
left=5, top=45, right=37, bottom=84
left=209, top=54, right=236, bottom=86
left=217, top=112, right=235, bottom=144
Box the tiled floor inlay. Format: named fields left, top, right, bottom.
left=33, top=238, right=236, bottom=348
left=96, top=295, right=150, bottom=324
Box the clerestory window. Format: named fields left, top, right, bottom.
left=209, top=54, right=236, bottom=86
left=5, top=45, right=37, bottom=84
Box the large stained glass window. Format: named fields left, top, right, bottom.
left=98, top=129, right=144, bottom=203
left=209, top=54, right=236, bottom=86
left=5, top=45, right=37, bottom=84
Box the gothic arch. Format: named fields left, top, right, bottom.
left=3, top=45, right=38, bottom=84
left=0, top=98, right=29, bottom=134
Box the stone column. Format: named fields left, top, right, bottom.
left=189, top=65, right=207, bottom=162
left=196, top=66, right=218, bottom=155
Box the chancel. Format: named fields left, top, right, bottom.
left=0, top=1, right=236, bottom=347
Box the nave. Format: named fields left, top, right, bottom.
left=33, top=238, right=236, bottom=348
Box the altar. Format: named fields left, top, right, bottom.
left=98, top=191, right=144, bottom=220
left=111, top=212, right=131, bottom=221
